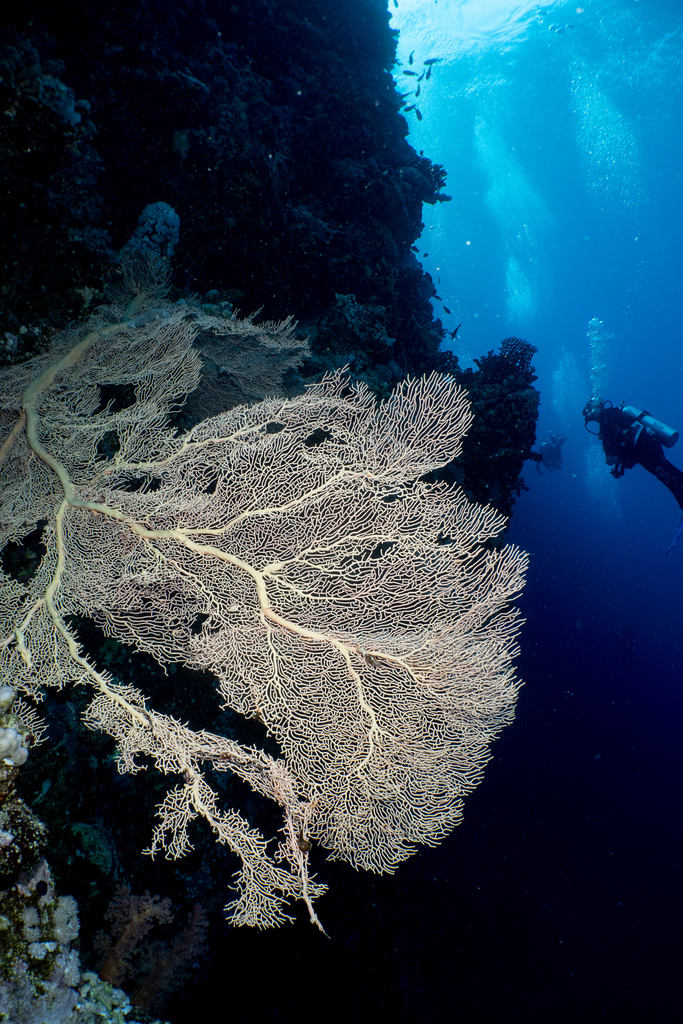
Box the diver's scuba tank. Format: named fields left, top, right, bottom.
left=620, top=405, right=679, bottom=448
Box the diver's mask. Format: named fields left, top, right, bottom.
left=583, top=396, right=607, bottom=436
left=582, top=397, right=604, bottom=424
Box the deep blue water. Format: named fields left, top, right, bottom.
left=380, top=0, right=682, bottom=1019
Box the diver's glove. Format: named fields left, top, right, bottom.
left=664, top=511, right=683, bottom=555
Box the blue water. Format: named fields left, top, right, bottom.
left=383, top=1, right=682, bottom=1018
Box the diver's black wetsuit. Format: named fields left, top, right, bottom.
left=598, top=405, right=683, bottom=509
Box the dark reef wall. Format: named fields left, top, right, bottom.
left=1, top=0, right=449, bottom=377
left=442, top=338, right=541, bottom=521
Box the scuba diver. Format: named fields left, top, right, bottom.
left=536, top=432, right=567, bottom=475
left=583, top=397, right=683, bottom=552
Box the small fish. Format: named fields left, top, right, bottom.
left=443, top=305, right=451, bottom=315
left=423, top=253, right=428, bottom=258
left=449, top=322, right=462, bottom=340
left=425, top=65, right=432, bottom=80
left=423, top=58, right=442, bottom=66
left=411, top=245, right=419, bottom=253
left=415, top=83, right=421, bottom=97
left=417, top=71, right=425, bottom=82
left=415, top=108, right=422, bottom=121
left=408, top=50, right=415, bottom=65
left=402, top=69, right=418, bottom=77
left=393, top=0, right=398, bottom=7
left=404, top=104, right=415, bottom=112
left=435, top=294, right=441, bottom=300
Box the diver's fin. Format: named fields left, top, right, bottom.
left=664, top=511, right=683, bottom=555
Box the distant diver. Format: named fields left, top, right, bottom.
left=535, top=432, right=567, bottom=475
left=583, top=397, right=683, bottom=552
